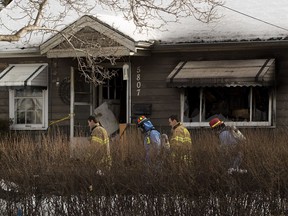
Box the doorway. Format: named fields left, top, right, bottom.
left=73, top=67, right=127, bottom=136
left=98, top=68, right=127, bottom=124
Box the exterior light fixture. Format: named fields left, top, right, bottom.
left=123, top=63, right=129, bottom=80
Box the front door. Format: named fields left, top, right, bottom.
left=73, top=67, right=127, bottom=136
left=98, top=68, right=127, bottom=124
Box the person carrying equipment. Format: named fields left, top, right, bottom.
left=137, top=116, right=161, bottom=167
left=209, top=117, right=247, bottom=174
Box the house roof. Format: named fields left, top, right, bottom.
left=0, top=0, right=288, bottom=55
left=40, top=15, right=136, bottom=58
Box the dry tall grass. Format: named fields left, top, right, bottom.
left=0, top=128, right=288, bottom=215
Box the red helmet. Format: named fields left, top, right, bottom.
left=209, top=117, right=224, bottom=128
left=137, top=115, right=148, bottom=126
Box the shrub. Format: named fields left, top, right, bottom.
left=0, top=128, right=288, bottom=215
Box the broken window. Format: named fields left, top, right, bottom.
left=183, top=86, right=273, bottom=126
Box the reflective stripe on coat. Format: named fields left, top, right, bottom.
left=91, top=125, right=110, bottom=157
left=170, top=123, right=192, bottom=148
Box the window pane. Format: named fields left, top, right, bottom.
left=102, top=86, right=108, bottom=99
left=185, top=87, right=270, bottom=122
left=14, top=90, right=43, bottom=125
left=252, top=87, right=269, bottom=121
left=184, top=88, right=200, bottom=122
left=204, top=87, right=250, bottom=121
left=102, top=75, right=123, bottom=100
left=16, top=111, right=25, bottom=124
left=109, top=87, right=114, bottom=99
left=15, top=88, right=42, bottom=97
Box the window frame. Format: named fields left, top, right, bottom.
left=9, top=88, right=49, bottom=130
left=181, top=86, right=276, bottom=128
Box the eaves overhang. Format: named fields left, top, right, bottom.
left=0, top=48, right=42, bottom=58
left=151, top=39, right=288, bottom=53
left=131, top=40, right=154, bottom=56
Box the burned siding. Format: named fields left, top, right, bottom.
left=0, top=57, right=82, bottom=133
left=0, top=89, right=8, bottom=120
left=131, top=45, right=288, bottom=129
left=49, top=58, right=72, bottom=122
left=275, top=55, right=288, bottom=126
left=49, top=58, right=91, bottom=135
left=131, top=55, right=181, bottom=128
left=0, top=61, right=8, bottom=120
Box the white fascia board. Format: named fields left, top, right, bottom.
left=46, top=47, right=130, bottom=58
left=40, top=16, right=136, bottom=55
left=0, top=49, right=41, bottom=58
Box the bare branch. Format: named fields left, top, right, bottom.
left=58, top=31, right=119, bottom=86
left=0, top=25, right=54, bottom=42
left=33, top=0, right=48, bottom=26
left=103, top=0, right=224, bottom=29
left=0, top=0, right=224, bottom=84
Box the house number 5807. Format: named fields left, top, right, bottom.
left=136, top=66, right=141, bottom=96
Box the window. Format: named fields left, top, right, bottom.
left=182, top=86, right=275, bottom=127
left=102, top=72, right=122, bottom=100
left=9, top=88, right=48, bottom=130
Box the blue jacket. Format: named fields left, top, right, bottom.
left=219, top=129, right=238, bottom=146
left=144, top=129, right=161, bottom=164
left=144, top=129, right=161, bottom=163
left=139, top=119, right=161, bottom=164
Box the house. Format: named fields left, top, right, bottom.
left=1, top=0, right=288, bottom=138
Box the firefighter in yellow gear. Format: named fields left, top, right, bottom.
left=87, top=115, right=111, bottom=169
left=169, top=115, right=192, bottom=147
left=168, top=115, right=192, bottom=170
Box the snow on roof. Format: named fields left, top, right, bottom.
left=0, top=0, right=288, bottom=52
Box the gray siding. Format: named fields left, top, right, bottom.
left=131, top=49, right=288, bottom=129
left=2, top=43, right=288, bottom=131
left=0, top=90, right=8, bottom=120
left=131, top=55, right=181, bottom=127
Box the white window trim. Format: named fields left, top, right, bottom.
left=9, top=89, right=49, bottom=130
left=181, top=87, right=275, bottom=128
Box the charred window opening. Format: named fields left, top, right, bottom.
left=101, top=69, right=127, bottom=123
left=102, top=72, right=122, bottom=100
left=184, top=87, right=270, bottom=123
